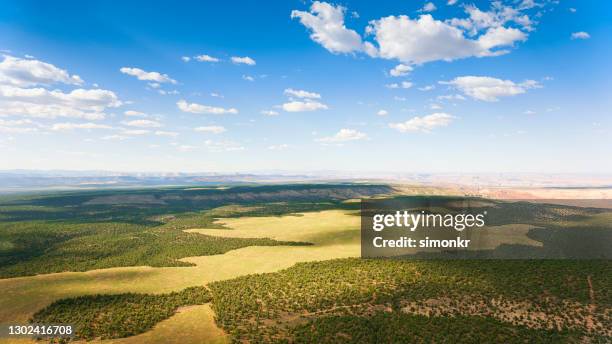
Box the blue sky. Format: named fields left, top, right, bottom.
left=0, top=0, right=610, bottom=173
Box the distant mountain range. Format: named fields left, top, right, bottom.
left=0, top=170, right=610, bottom=194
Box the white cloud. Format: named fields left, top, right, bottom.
left=121, top=119, right=162, bottom=128
left=0, top=126, right=38, bottom=133
left=569, top=8, right=576, bottom=13
left=119, top=67, right=177, bottom=84
left=210, top=92, right=223, bottom=98
left=158, top=89, right=179, bottom=95
left=261, top=110, right=279, bottom=116
left=429, top=103, right=442, bottom=110
left=377, top=109, right=388, bottom=116
left=181, top=56, right=191, bottom=62
left=268, top=144, right=289, bottom=150
left=477, top=26, right=527, bottom=50
left=177, top=99, right=238, bottom=114
left=451, top=3, right=534, bottom=33
left=366, top=14, right=526, bottom=65
left=571, top=31, right=590, bottom=40
left=0, top=55, right=83, bottom=87
left=204, top=139, right=245, bottom=152
left=195, top=54, right=220, bottom=62
left=284, top=88, right=321, bottom=99
left=437, top=94, right=465, bottom=101
left=281, top=101, right=328, bottom=112
left=231, top=56, right=256, bottom=65
left=418, top=85, right=435, bottom=91
left=316, top=128, right=367, bottom=142
left=440, top=76, right=541, bottom=101
left=420, top=2, right=437, bottom=12
left=389, top=64, right=413, bottom=77
left=292, top=2, right=537, bottom=65
left=447, top=0, right=458, bottom=5
left=124, top=110, right=147, bottom=117
left=102, top=134, right=128, bottom=141
left=291, top=1, right=374, bottom=55
left=385, top=81, right=413, bottom=89
left=0, top=85, right=120, bottom=120
left=194, top=125, right=226, bottom=134
left=155, top=130, right=179, bottom=137
left=389, top=113, right=454, bottom=133
left=122, top=129, right=149, bottom=135
left=517, top=0, right=541, bottom=10
left=178, top=145, right=196, bottom=152
left=51, top=122, right=113, bottom=131
left=0, top=118, right=35, bottom=126
left=242, top=75, right=255, bottom=81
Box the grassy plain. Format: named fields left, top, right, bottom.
left=0, top=209, right=361, bottom=343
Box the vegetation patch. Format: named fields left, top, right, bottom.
left=290, top=312, right=584, bottom=343
left=31, top=286, right=212, bottom=340
left=208, top=258, right=611, bottom=343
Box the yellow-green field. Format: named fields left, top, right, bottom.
left=0, top=210, right=360, bottom=343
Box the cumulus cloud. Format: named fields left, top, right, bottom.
left=51, top=122, right=113, bottom=131
left=261, top=110, right=279, bottom=116
left=377, top=109, right=388, bottom=116
left=268, top=144, right=289, bottom=150
left=477, top=26, right=527, bottom=50
left=389, top=64, right=413, bottom=77
left=0, top=55, right=83, bottom=87
left=177, top=145, right=196, bottom=152
left=195, top=54, right=220, bottom=62
left=204, top=139, right=245, bottom=152
left=284, top=88, right=321, bottom=99
left=440, top=76, right=541, bottom=101
left=181, top=56, right=191, bottom=62
left=0, top=85, right=121, bottom=120
left=0, top=119, right=39, bottom=133
left=420, top=2, right=437, bottom=12
left=124, top=110, right=147, bottom=117
left=366, top=14, right=526, bottom=64
left=194, top=125, right=226, bottom=134
left=0, top=55, right=121, bottom=126
left=291, top=1, right=375, bottom=55
left=155, top=130, right=179, bottom=137
left=120, top=67, right=177, bottom=84
left=177, top=99, right=238, bottom=114
left=385, top=81, right=413, bottom=89
left=121, top=129, right=149, bottom=135
left=292, top=2, right=535, bottom=65
left=282, top=100, right=328, bottom=112
left=231, top=56, right=256, bottom=65
left=389, top=113, right=454, bottom=133
left=0, top=126, right=38, bottom=133
left=437, top=94, right=465, bottom=101
left=571, top=31, right=590, bottom=40
left=316, top=128, right=367, bottom=142
left=121, top=119, right=162, bottom=128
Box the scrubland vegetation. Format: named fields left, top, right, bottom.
left=208, top=258, right=611, bottom=343
left=32, top=286, right=211, bottom=340
left=0, top=184, right=376, bottom=277
left=1, top=185, right=611, bottom=343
